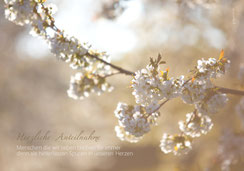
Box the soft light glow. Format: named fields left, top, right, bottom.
left=17, top=0, right=141, bottom=59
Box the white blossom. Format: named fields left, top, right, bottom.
left=114, top=126, right=142, bottom=143
left=197, top=57, right=230, bottom=79
left=67, top=72, right=113, bottom=100
left=180, top=79, right=214, bottom=104
left=131, top=65, right=162, bottom=106
left=4, top=0, right=36, bottom=26
left=179, top=112, right=213, bottom=137
left=158, top=77, right=183, bottom=99
left=132, top=64, right=184, bottom=107
left=47, top=33, right=88, bottom=63
left=114, top=102, right=159, bottom=139
left=196, top=93, right=228, bottom=114
left=160, top=133, right=192, bottom=155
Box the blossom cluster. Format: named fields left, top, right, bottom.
left=160, top=133, right=192, bottom=155
left=114, top=102, right=160, bottom=142
left=178, top=112, right=213, bottom=138
left=4, top=0, right=37, bottom=26
left=67, top=72, right=113, bottom=100
left=131, top=56, right=184, bottom=106
left=4, top=0, right=113, bottom=99
left=160, top=54, right=229, bottom=155
left=115, top=52, right=230, bottom=155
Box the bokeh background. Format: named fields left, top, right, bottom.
left=0, top=0, right=244, bottom=170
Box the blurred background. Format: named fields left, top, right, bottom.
left=0, top=0, right=244, bottom=170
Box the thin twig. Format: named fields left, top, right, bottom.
left=153, top=99, right=170, bottom=113
left=86, top=53, right=135, bottom=76
left=147, top=99, right=170, bottom=118
left=182, top=78, right=192, bottom=86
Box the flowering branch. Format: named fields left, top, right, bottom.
left=87, top=53, right=244, bottom=96
left=4, top=0, right=244, bottom=156
left=85, top=52, right=244, bottom=96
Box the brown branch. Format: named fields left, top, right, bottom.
left=153, top=99, right=170, bottom=113
left=217, top=86, right=244, bottom=96
left=86, top=53, right=135, bottom=76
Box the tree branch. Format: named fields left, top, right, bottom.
left=86, top=53, right=135, bottom=76
left=217, top=87, right=244, bottom=96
